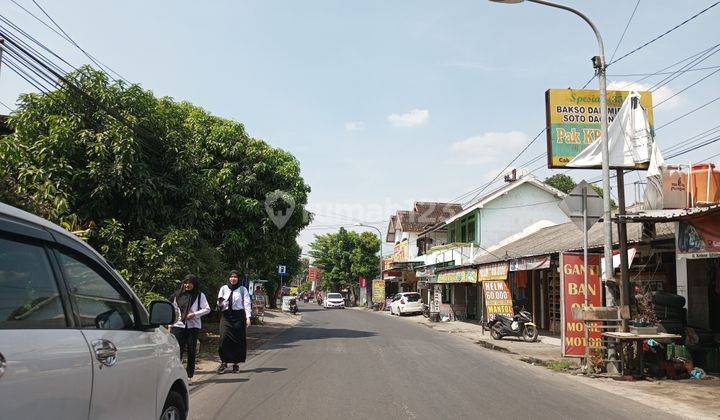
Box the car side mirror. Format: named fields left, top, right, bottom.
left=149, top=300, right=176, bottom=326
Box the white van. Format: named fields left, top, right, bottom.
left=0, top=202, right=188, bottom=420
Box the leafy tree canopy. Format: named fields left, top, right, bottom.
left=308, top=227, right=379, bottom=302
left=0, top=67, right=311, bottom=304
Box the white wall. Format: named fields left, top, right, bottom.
left=479, top=183, right=569, bottom=249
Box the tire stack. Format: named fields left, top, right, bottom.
left=650, top=291, right=686, bottom=335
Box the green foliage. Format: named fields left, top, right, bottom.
left=0, top=66, right=310, bottom=305
left=544, top=174, right=576, bottom=194
left=545, top=174, right=616, bottom=208
left=308, top=228, right=379, bottom=302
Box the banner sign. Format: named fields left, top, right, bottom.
left=545, top=89, right=654, bottom=168
left=393, top=241, right=409, bottom=262
left=677, top=215, right=720, bottom=259
left=383, top=258, right=394, bottom=271
left=437, top=268, right=478, bottom=283
left=482, top=280, right=513, bottom=321
left=560, top=253, right=603, bottom=357
left=308, top=267, right=321, bottom=281
left=431, top=285, right=441, bottom=313
left=359, top=277, right=366, bottom=289
left=509, top=256, right=551, bottom=271
left=372, top=279, right=385, bottom=303
left=478, top=262, right=509, bottom=281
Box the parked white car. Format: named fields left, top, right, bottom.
left=0, top=202, right=188, bottom=420
left=323, top=293, right=345, bottom=309
left=390, top=292, right=423, bottom=316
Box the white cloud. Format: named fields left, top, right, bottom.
left=449, top=131, right=529, bottom=165
left=607, top=81, right=683, bottom=110
left=387, top=109, right=429, bottom=127
left=345, top=121, right=364, bottom=131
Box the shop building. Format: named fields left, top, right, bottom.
left=382, top=202, right=463, bottom=305
left=469, top=220, right=674, bottom=334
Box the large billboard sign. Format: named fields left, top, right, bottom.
left=560, top=253, right=603, bottom=357
left=545, top=89, right=654, bottom=168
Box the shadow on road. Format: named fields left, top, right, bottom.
left=264, top=326, right=377, bottom=349
left=237, top=367, right=287, bottom=374
left=193, top=376, right=250, bottom=386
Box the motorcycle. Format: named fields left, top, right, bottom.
left=421, top=303, right=430, bottom=318
left=488, top=310, right=538, bottom=342
left=289, top=298, right=298, bottom=314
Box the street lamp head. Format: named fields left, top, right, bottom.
left=489, top=0, right=525, bottom=3
left=354, top=222, right=363, bottom=227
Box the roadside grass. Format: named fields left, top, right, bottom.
left=545, top=360, right=573, bottom=371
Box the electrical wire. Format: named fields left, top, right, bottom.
left=609, top=0, right=641, bottom=64
left=30, top=0, right=127, bottom=83
left=608, top=65, right=720, bottom=77
left=655, top=94, right=720, bottom=131
left=0, top=99, right=13, bottom=112
left=609, top=1, right=720, bottom=67
left=654, top=66, right=720, bottom=108
left=649, top=45, right=720, bottom=92
left=461, top=127, right=546, bottom=206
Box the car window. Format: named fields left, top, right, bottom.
left=57, top=250, right=136, bottom=330
left=327, top=293, right=342, bottom=299
left=0, top=236, right=66, bottom=328
left=405, top=294, right=420, bottom=302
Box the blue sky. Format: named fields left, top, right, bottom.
left=1, top=0, right=718, bottom=253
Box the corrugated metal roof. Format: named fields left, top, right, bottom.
left=621, top=204, right=720, bottom=221
left=472, top=220, right=675, bottom=266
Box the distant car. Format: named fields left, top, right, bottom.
left=323, top=293, right=345, bottom=309
left=390, top=292, right=423, bottom=316
left=0, top=202, right=188, bottom=420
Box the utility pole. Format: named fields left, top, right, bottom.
left=490, top=0, right=615, bottom=304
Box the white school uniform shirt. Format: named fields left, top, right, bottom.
left=217, top=285, right=252, bottom=314
left=172, top=292, right=211, bottom=329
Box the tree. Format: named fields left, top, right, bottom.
left=545, top=174, right=616, bottom=208
left=0, top=66, right=311, bottom=304
left=544, top=174, right=576, bottom=194
left=308, top=228, right=380, bottom=305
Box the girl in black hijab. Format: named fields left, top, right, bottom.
left=170, top=274, right=210, bottom=382
left=216, top=270, right=252, bottom=374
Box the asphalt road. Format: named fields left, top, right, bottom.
left=189, top=304, right=678, bottom=420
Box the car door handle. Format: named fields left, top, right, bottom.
left=0, top=352, right=6, bottom=378
left=91, top=339, right=118, bottom=368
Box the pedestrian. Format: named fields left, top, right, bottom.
left=216, top=269, right=252, bottom=374
left=170, top=274, right=210, bottom=383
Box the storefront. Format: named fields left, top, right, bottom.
left=429, top=266, right=478, bottom=321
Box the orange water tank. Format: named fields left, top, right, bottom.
left=690, top=163, right=720, bottom=206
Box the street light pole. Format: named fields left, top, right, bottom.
left=490, top=0, right=614, bottom=291
left=356, top=223, right=383, bottom=308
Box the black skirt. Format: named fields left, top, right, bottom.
left=218, top=309, right=247, bottom=363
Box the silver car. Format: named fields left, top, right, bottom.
left=0, top=202, right=188, bottom=420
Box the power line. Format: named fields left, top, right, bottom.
left=0, top=99, right=13, bottom=112
left=609, top=0, right=641, bottom=63
left=461, top=127, right=546, bottom=206
left=609, top=1, right=720, bottom=67
left=608, top=65, right=720, bottom=77
left=649, top=45, right=720, bottom=92
left=614, top=42, right=720, bottom=90
left=29, top=0, right=127, bottom=83
left=655, top=94, right=720, bottom=131
left=654, top=66, right=720, bottom=108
